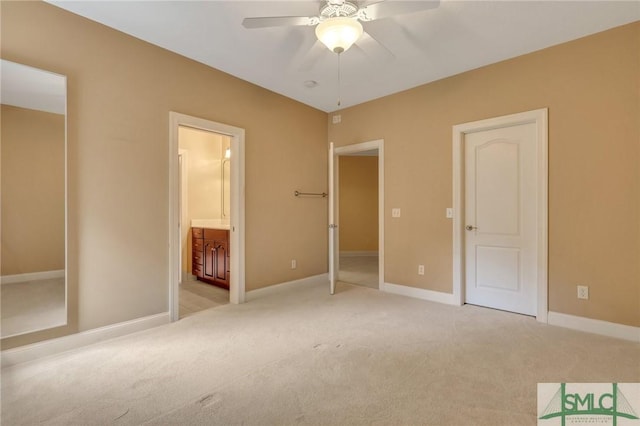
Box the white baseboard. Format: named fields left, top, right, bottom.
left=382, top=282, right=457, bottom=305
left=246, top=273, right=328, bottom=302
left=1, top=270, right=65, bottom=285
left=340, top=251, right=378, bottom=257
left=547, top=311, right=640, bottom=343
left=1, top=312, right=171, bottom=367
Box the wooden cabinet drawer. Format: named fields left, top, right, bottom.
left=192, top=263, right=203, bottom=277
left=193, top=252, right=203, bottom=265
left=204, top=228, right=228, bottom=241
left=192, top=227, right=203, bottom=239
left=193, top=240, right=204, bottom=252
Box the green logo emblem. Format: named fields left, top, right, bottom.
left=539, top=383, right=639, bottom=426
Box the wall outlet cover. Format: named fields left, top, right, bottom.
left=577, top=285, right=589, bottom=300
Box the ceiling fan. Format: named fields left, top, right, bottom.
left=242, top=0, right=440, bottom=54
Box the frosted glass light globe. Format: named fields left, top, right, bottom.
left=315, top=17, right=363, bottom=54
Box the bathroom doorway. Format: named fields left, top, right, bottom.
left=178, top=126, right=231, bottom=318
left=169, top=112, right=246, bottom=322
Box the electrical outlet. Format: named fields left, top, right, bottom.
left=418, top=265, right=425, bottom=275
left=577, top=285, right=589, bottom=300
left=291, top=259, right=297, bottom=269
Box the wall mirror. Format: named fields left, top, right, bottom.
left=222, top=138, right=231, bottom=220
left=1, top=59, right=67, bottom=338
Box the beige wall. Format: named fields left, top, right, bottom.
left=1, top=105, right=65, bottom=276
left=328, top=22, right=640, bottom=327
left=1, top=1, right=328, bottom=348
left=338, top=156, right=378, bottom=252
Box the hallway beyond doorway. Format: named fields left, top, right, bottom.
left=339, top=255, right=378, bottom=289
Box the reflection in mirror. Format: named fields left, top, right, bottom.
left=1, top=60, right=67, bottom=338
left=222, top=139, right=230, bottom=219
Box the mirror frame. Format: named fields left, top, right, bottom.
left=0, top=59, right=68, bottom=339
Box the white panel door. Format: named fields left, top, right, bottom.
left=328, top=142, right=337, bottom=295
left=464, top=123, right=537, bottom=315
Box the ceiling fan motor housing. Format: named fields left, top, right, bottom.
left=320, top=1, right=359, bottom=19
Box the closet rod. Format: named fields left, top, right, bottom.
left=294, top=190, right=327, bottom=198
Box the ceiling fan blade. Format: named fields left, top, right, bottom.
left=359, top=0, right=440, bottom=21
left=354, top=30, right=395, bottom=63
left=242, top=16, right=318, bottom=29
left=366, top=18, right=426, bottom=55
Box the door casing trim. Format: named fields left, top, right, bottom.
left=169, top=112, right=246, bottom=322
left=452, top=108, right=548, bottom=322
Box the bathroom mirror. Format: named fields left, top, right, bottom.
left=1, top=59, right=67, bottom=338
left=222, top=139, right=231, bottom=219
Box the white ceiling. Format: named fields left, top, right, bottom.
left=47, top=1, right=639, bottom=113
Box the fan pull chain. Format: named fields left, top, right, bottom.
left=337, top=52, right=341, bottom=107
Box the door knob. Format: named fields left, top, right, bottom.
left=465, top=225, right=478, bottom=231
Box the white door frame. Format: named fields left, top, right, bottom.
left=329, top=143, right=336, bottom=294
left=452, top=109, right=548, bottom=322
left=169, top=112, right=246, bottom=321
left=332, top=139, right=385, bottom=290
left=178, top=149, right=189, bottom=284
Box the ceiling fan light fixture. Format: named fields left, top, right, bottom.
left=315, top=17, right=363, bottom=54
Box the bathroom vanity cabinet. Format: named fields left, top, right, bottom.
left=192, top=227, right=229, bottom=289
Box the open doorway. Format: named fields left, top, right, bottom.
left=177, top=126, right=231, bottom=318
left=330, top=140, right=384, bottom=292
left=169, top=112, right=245, bottom=322
left=338, top=152, right=379, bottom=288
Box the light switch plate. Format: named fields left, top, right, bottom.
left=446, top=208, right=453, bottom=218
left=392, top=208, right=401, bottom=218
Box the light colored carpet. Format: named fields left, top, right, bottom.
left=2, top=277, right=639, bottom=425
left=339, top=255, right=378, bottom=289
left=1, top=278, right=66, bottom=338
